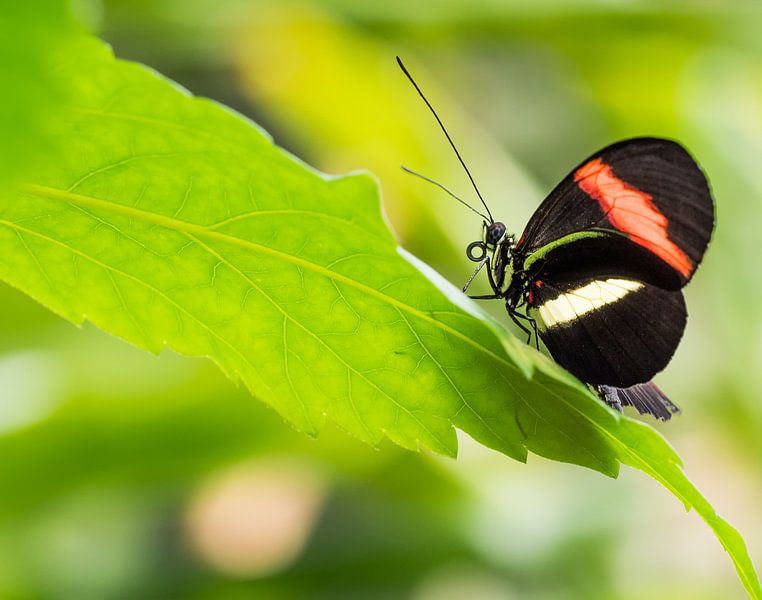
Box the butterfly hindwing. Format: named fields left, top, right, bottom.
left=517, top=137, right=714, bottom=286
left=527, top=276, right=687, bottom=388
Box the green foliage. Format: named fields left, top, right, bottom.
left=0, top=34, right=759, bottom=597
left=0, top=0, right=75, bottom=189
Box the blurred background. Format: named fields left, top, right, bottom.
left=2, top=1, right=761, bottom=598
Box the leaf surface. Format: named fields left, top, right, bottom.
left=0, top=36, right=758, bottom=598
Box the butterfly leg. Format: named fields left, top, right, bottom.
left=529, top=316, right=539, bottom=350
left=483, top=257, right=501, bottom=295
left=512, top=295, right=540, bottom=350
left=509, top=309, right=540, bottom=349
left=462, top=258, right=489, bottom=294
left=463, top=254, right=505, bottom=300
left=508, top=309, right=532, bottom=343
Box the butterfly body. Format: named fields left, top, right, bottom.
left=396, top=57, right=714, bottom=420
left=464, top=138, right=714, bottom=419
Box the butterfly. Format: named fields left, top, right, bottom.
left=397, top=57, right=715, bottom=420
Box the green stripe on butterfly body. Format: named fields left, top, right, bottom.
left=522, top=230, right=608, bottom=272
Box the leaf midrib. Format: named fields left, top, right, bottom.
left=20, top=183, right=523, bottom=375
left=14, top=182, right=681, bottom=465
left=3, top=215, right=456, bottom=452
left=15, top=182, right=634, bottom=458
left=19, top=183, right=532, bottom=454
left=14, top=185, right=696, bottom=474
left=14, top=188, right=762, bottom=597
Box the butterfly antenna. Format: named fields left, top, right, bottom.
left=401, top=166, right=490, bottom=222
left=396, top=56, right=494, bottom=224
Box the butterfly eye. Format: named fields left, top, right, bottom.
left=486, top=222, right=506, bottom=245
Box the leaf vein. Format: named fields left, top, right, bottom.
left=20, top=184, right=523, bottom=379
left=0, top=218, right=272, bottom=397
left=282, top=317, right=316, bottom=433
left=184, top=231, right=453, bottom=454
left=395, top=306, right=512, bottom=449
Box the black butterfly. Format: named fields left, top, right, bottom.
left=398, top=58, right=714, bottom=420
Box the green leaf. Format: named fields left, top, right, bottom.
left=1, top=35, right=759, bottom=598
left=0, top=0, right=75, bottom=189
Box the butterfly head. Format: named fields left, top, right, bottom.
left=485, top=221, right=508, bottom=247
left=463, top=221, right=515, bottom=297
left=467, top=221, right=514, bottom=262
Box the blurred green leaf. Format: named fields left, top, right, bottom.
left=0, top=0, right=76, bottom=190
left=0, top=34, right=759, bottom=598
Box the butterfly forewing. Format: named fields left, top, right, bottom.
left=517, top=138, right=714, bottom=286
left=523, top=230, right=686, bottom=291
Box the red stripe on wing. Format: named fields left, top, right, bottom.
left=575, top=158, right=692, bottom=277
